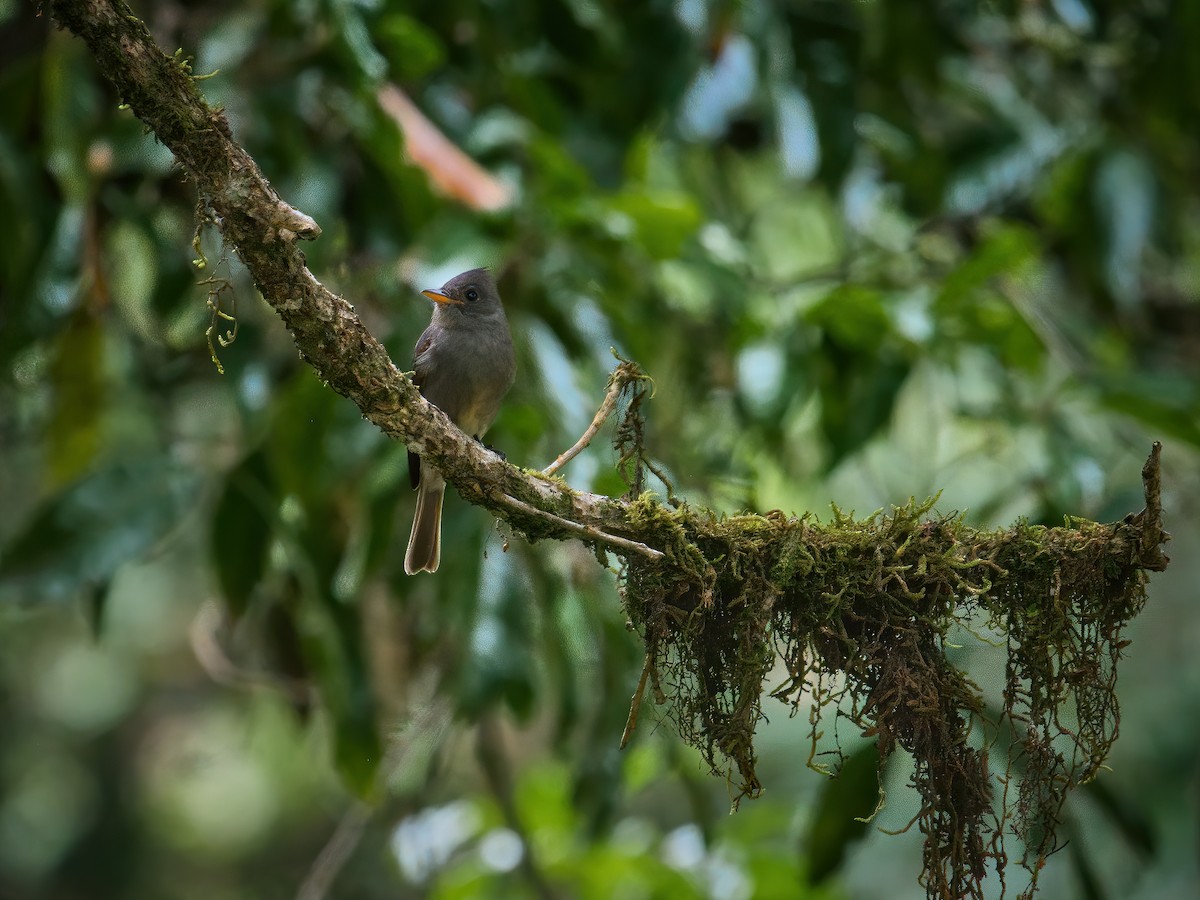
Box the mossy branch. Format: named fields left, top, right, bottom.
left=618, top=451, right=1168, bottom=899
left=49, top=2, right=1171, bottom=898
left=47, top=0, right=634, bottom=554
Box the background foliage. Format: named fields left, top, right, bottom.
left=1, top=0, right=1198, bottom=897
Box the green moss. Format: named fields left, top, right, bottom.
left=618, top=477, right=1166, bottom=900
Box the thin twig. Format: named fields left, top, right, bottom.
left=1137, top=441, right=1169, bottom=570
left=621, top=653, right=654, bottom=749
left=644, top=457, right=677, bottom=503
left=189, top=600, right=310, bottom=704
left=495, top=492, right=664, bottom=561
left=543, top=374, right=625, bottom=477
left=295, top=804, right=372, bottom=900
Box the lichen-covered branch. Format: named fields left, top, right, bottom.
left=49, top=3, right=1172, bottom=898
left=47, top=0, right=634, bottom=557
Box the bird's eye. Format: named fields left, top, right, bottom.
left=465, top=288, right=479, bottom=302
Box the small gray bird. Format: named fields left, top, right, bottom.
left=405, top=268, right=516, bottom=575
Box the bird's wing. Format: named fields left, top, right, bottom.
left=409, top=325, right=437, bottom=490
left=411, top=325, right=436, bottom=389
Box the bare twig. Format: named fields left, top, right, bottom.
left=188, top=600, right=310, bottom=704
left=543, top=369, right=629, bottom=477
left=620, top=653, right=654, bottom=749
left=295, top=804, right=372, bottom=900
left=1136, top=440, right=1170, bottom=571
left=494, top=492, right=664, bottom=561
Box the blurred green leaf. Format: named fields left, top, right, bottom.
left=333, top=0, right=387, bottom=84
left=106, top=220, right=160, bottom=343
left=196, top=9, right=266, bottom=77
left=266, top=373, right=345, bottom=504
left=807, top=285, right=891, bottom=352
left=528, top=134, right=595, bottom=200
left=1068, top=836, right=1104, bottom=900
left=290, top=575, right=382, bottom=797
left=0, top=458, right=198, bottom=605
left=803, top=742, right=879, bottom=886
left=331, top=681, right=383, bottom=798
left=1080, top=778, right=1156, bottom=860
left=46, top=310, right=106, bottom=486
left=360, top=482, right=402, bottom=580
left=42, top=33, right=97, bottom=204
left=210, top=450, right=275, bottom=620
left=609, top=190, right=703, bottom=260
left=1095, top=149, right=1155, bottom=312
left=813, top=341, right=912, bottom=468
left=457, top=554, right=537, bottom=720
left=1099, top=385, right=1200, bottom=448
left=937, top=224, right=1039, bottom=311
left=378, top=13, right=446, bottom=81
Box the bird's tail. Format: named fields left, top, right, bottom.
left=405, top=474, right=444, bottom=574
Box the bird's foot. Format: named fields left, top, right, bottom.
left=475, top=436, right=506, bottom=461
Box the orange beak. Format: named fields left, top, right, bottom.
left=422, top=289, right=463, bottom=305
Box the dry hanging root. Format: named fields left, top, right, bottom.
left=618, top=443, right=1169, bottom=900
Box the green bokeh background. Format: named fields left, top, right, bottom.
left=1, top=1, right=1198, bottom=898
